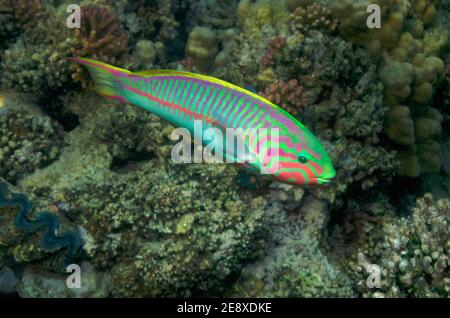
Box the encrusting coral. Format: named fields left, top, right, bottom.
left=346, top=194, right=449, bottom=297
left=229, top=194, right=355, bottom=297
left=0, top=9, right=76, bottom=96
left=0, top=94, right=64, bottom=184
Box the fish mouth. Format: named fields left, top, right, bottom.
left=316, top=177, right=333, bottom=185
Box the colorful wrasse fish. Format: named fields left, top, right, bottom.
left=69, top=58, right=335, bottom=185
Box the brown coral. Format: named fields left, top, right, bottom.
left=0, top=0, right=45, bottom=40
left=71, top=5, right=128, bottom=86
left=260, top=79, right=310, bottom=116
left=290, top=3, right=338, bottom=34
left=260, top=36, right=287, bottom=67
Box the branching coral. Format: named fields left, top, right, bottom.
left=260, top=36, right=287, bottom=67
left=259, top=79, right=310, bottom=115
left=71, top=4, right=128, bottom=86
left=290, top=3, right=338, bottom=34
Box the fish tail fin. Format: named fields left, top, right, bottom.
left=68, top=57, right=130, bottom=99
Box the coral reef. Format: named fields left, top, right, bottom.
left=268, top=32, right=397, bottom=206
left=333, top=0, right=448, bottom=177
left=64, top=164, right=277, bottom=297
left=0, top=12, right=76, bottom=96
left=71, top=4, right=128, bottom=86
left=259, top=79, right=310, bottom=115
left=229, top=194, right=354, bottom=297
left=0, top=0, right=448, bottom=299
left=290, top=3, right=338, bottom=34
left=13, top=95, right=281, bottom=297
left=260, top=36, right=287, bottom=67
left=345, top=194, right=449, bottom=297
left=0, top=0, right=45, bottom=46
left=0, top=94, right=64, bottom=183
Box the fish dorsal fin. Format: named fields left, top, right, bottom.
left=129, top=70, right=276, bottom=109
left=131, top=70, right=185, bottom=77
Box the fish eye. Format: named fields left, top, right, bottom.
left=298, top=154, right=308, bottom=164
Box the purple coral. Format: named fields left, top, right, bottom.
left=71, top=5, right=128, bottom=86
left=260, top=79, right=310, bottom=116
left=260, top=36, right=287, bottom=67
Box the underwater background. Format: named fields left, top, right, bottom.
left=0, top=0, right=449, bottom=298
